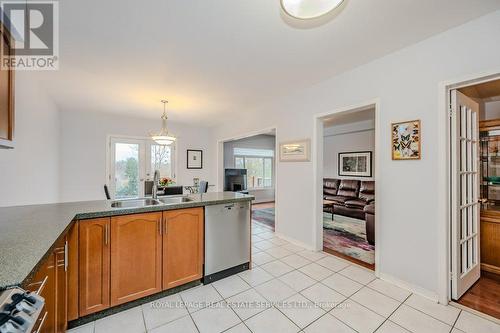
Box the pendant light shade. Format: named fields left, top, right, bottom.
left=150, top=100, right=176, bottom=145
left=281, top=0, right=344, bottom=19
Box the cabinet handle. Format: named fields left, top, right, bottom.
left=36, top=276, right=48, bottom=295
left=64, top=241, right=68, bottom=271
left=164, top=217, right=167, bottom=234
left=35, top=311, right=48, bottom=333
left=158, top=219, right=162, bottom=235
left=105, top=224, right=109, bottom=245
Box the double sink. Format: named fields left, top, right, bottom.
left=110, top=196, right=194, bottom=209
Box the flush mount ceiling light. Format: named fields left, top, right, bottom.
left=281, top=0, right=344, bottom=19
left=150, top=100, right=176, bottom=145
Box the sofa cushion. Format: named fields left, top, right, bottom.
left=359, top=181, right=375, bottom=202
left=323, top=178, right=340, bottom=196
left=364, top=203, right=375, bottom=215
left=344, top=199, right=366, bottom=209
left=324, top=188, right=338, bottom=196
left=324, top=195, right=351, bottom=205
left=337, top=180, right=360, bottom=197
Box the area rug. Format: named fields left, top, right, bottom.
left=323, top=212, right=375, bottom=265
left=252, top=207, right=275, bottom=230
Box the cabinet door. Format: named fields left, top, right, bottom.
left=163, top=208, right=204, bottom=289
left=110, top=212, right=162, bottom=306
left=79, top=218, right=111, bottom=316
left=67, top=223, right=79, bottom=321
left=54, top=238, right=67, bottom=333
left=42, top=253, right=56, bottom=333
left=24, top=253, right=55, bottom=333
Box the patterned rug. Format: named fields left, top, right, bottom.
left=252, top=207, right=275, bottom=230
left=323, top=212, right=375, bottom=265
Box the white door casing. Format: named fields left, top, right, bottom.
left=450, top=90, right=480, bottom=300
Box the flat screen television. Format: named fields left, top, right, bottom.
left=224, top=169, right=248, bottom=192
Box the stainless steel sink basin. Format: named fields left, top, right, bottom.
left=159, top=196, right=194, bottom=205
left=111, top=198, right=161, bottom=208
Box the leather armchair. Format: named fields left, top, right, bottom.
left=364, top=203, right=375, bottom=245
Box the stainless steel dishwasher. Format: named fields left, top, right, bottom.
left=204, top=201, right=250, bottom=283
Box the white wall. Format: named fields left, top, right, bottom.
left=324, top=120, right=375, bottom=180
left=223, top=134, right=275, bottom=203
left=59, top=110, right=213, bottom=202
left=0, top=73, right=60, bottom=207
left=210, top=11, right=500, bottom=298
left=484, top=100, right=500, bottom=120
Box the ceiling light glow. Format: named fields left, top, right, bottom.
left=281, top=0, right=344, bottom=19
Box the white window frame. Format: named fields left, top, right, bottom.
left=106, top=135, right=177, bottom=199
left=234, top=154, right=274, bottom=190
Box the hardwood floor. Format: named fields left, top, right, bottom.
left=457, top=271, right=500, bottom=319
left=323, top=247, right=375, bottom=271
left=252, top=202, right=275, bottom=210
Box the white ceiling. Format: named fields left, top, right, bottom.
left=36, top=0, right=500, bottom=126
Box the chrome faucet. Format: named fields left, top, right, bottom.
left=152, top=170, right=160, bottom=199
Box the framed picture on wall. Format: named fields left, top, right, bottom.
left=392, top=120, right=421, bottom=160
left=338, top=151, right=372, bottom=177
left=279, top=139, right=311, bottom=162
left=187, top=149, right=203, bottom=169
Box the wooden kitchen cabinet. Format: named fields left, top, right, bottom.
left=54, top=238, right=67, bottom=333
left=110, top=212, right=162, bottom=306
left=163, top=208, right=204, bottom=289
left=0, top=24, right=14, bottom=149
left=24, top=237, right=67, bottom=333
left=79, top=218, right=110, bottom=316
left=66, top=208, right=205, bottom=320
left=67, top=223, right=79, bottom=321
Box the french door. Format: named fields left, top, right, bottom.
left=109, top=137, right=175, bottom=199
left=450, top=90, right=480, bottom=299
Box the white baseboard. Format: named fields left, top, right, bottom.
left=378, top=272, right=439, bottom=302
left=274, top=232, right=316, bottom=251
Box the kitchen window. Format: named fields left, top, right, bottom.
left=108, top=137, right=176, bottom=199
left=234, top=148, right=274, bottom=189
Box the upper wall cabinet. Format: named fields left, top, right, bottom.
left=0, top=22, right=14, bottom=149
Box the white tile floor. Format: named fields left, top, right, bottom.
left=68, top=222, right=500, bottom=333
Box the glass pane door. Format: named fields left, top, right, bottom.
left=110, top=139, right=146, bottom=199
left=148, top=144, right=174, bottom=180
left=109, top=138, right=176, bottom=199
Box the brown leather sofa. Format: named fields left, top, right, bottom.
left=323, top=178, right=375, bottom=244
left=364, top=203, right=375, bottom=245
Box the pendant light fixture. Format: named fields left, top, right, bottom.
left=281, top=0, right=344, bottom=19
left=150, top=100, right=176, bottom=145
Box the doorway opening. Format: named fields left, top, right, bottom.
left=317, top=104, right=377, bottom=270
left=220, top=129, right=277, bottom=232
left=448, top=77, right=500, bottom=319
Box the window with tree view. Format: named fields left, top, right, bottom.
left=234, top=148, right=273, bottom=189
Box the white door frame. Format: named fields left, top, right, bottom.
left=216, top=126, right=279, bottom=226
left=312, top=98, right=381, bottom=277
left=437, top=68, right=500, bottom=305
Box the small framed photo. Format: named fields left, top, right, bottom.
left=338, top=151, right=372, bottom=177
left=392, top=120, right=421, bottom=160
left=187, top=149, right=203, bottom=169
left=279, top=139, right=311, bottom=162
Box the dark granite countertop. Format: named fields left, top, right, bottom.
left=0, top=192, right=253, bottom=290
